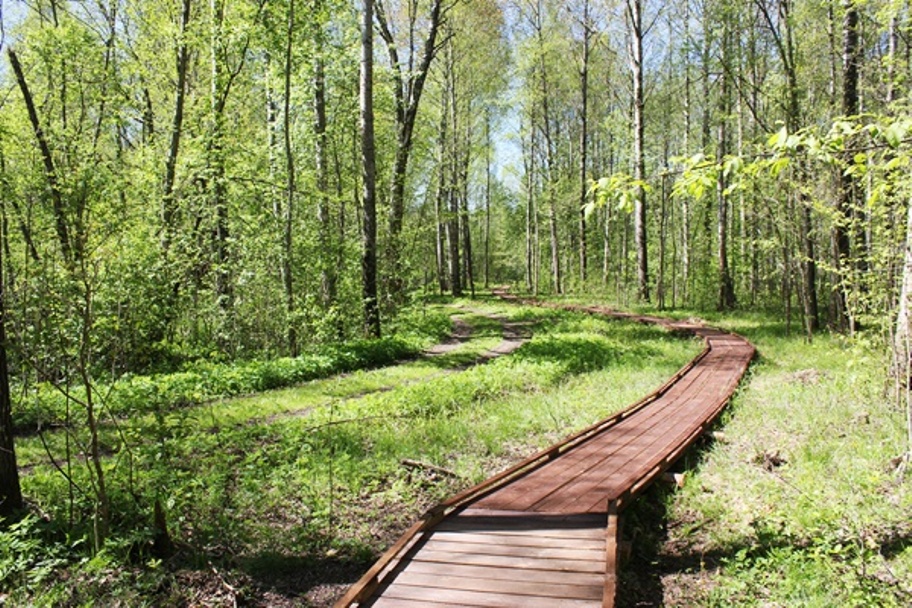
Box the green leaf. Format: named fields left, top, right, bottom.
left=769, top=157, right=790, bottom=177
left=884, top=122, right=903, bottom=148
left=768, top=126, right=788, bottom=148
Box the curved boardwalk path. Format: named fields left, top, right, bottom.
left=336, top=296, right=755, bottom=608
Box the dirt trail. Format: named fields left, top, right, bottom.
left=426, top=308, right=532, bottom=364
left=262, top=309, right=532, bottom=423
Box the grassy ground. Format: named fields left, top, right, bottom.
left=12, top=295, right=904, bottom=606
left=4, top=297, right=701, bottom=607
left=624, top=312, right=912, bottom=607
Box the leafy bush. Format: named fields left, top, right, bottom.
left=0, top=516, right=73, bottom=592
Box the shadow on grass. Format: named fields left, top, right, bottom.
left=615, top=430, right=912, bottom=607
left=238, top=550, right=373, bottom=603
left=615, top=429, right=725, bottom=608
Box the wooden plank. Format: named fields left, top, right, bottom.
left=401, top=559, right=604, bottom=587
left=420, top=538, right=604, bottom=561
left=430, top=530, right=605, bottom=551
left=391, top=570, right=603, bottom=601
left=380, top=583, right=598, bottom=608
left=473, top=365, right=715, bottom=512
left=496, top=372, right=716, bottom=512
left=531, top=370, right=724, bottom=513
left=366, top=597, right=470, bottom=608
left=413, top=549, right=606, bottom=573
left=603, top=501, right=619, bottom=608
left=447, top=509, right=605, bottom=527
left=341, top=300, right=755, bottom=607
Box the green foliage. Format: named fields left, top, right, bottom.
left=13, top=308, right=451, bottom=432
left=0, top=516, right=74, bottom=592
left=669, top=314, right=911, bottom=607
left=588, top=173, right=652, bottom=216
left=11, top=301, right=700, bottom=605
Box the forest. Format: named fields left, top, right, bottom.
left=1, top=0, right=911, bottom=605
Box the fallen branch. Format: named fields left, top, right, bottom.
left=400, top=458, right=460, bottom=479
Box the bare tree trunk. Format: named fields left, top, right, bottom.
left=314, top=0, right=334, bottom=318
left=7, top=48, right=73, bottom=269
left=578, top=0, right=591, bottom=286
left=282, top=0, right=298, bottom=355
left=484, top=112, right=492, bottom=289
left=892, top=196, right=912, bottom=461
left=682, top=0, right=692, bottom=305
left=717, top=24, right=736, bottom=311
left=461, top=174, right=474, bottom=298
left=548, top=190, right=561, bottom=294
left=444, top=39, right=462, bottom=297
left=375, top=0, right=445, bottom=300
left=833, top=0, right=859, bottom=332
left=627, top=0, right=649, bottom=302
left=360, top=0, right=380, bottom=337
left=162, top=0, right=192, bottom=251
left=658, top=172, right=667, bottom=310
left=0, top=190, right=21, bottom=519
left=435, top=100, right=449, bottom=293
left=209, top=0, right=233, bottom=335
left=525, top=131, right=535, bottom=293
left=447, top=186, right=462, bottom=297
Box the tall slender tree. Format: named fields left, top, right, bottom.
left=626, top=0, right=648, bottom=302
left=360, top=0, right=381, bottom=336
left=375, top=0, right=446, bottom=299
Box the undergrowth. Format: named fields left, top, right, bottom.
left=660, top=314, right=912, bottom=607
left=4, top=297, right=700, bottom=607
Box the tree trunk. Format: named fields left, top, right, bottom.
left=0, top=198, right=21, bottom=520
left=8, top=48, right=73, bottom=269
left=283, top=0, right=298, bottom=356
left=627, top=0, right=649, bottom=302
left=314, top=1, right=334, bottom=317
left=360, top=0, right=381, bottom=337
left=435, top=98, right=449, bottom=293
left=578, top=0, right=591, bottom=286
left=892, top=197, right=912, bottom=459
left=447, top=185, right=462, bottom=297
left=717, top=24, right=736, bottom=311
left=375, top=0, right=445, bottom=300
left=209, top=0, right=233, bottom=332
left=548, top=190, right=561, bottom=294
left=833, top=0, right=859, bottom=332
left=162, top=0, right=192, bottom=251
left=484, top=112, right=492, bottom=289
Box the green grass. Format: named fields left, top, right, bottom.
left=25, top=293, right=902, bottom=606
left=6, top=297, right=702, bottom=606
left=661, top=316, right=912, bottom=607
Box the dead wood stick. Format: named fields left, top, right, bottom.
left=400, top=458, right=459, bottom=478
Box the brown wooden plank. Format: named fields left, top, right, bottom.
left=445, top=510, right=606, bottom=534
left=392, top=570, right=603, bottom=601
left=401, top=559, right=604, bottom=587
left=340, top=299, right=755, bottom=608
left=539, top=396, right=723, bottom=513
left=430, top=530, right=605, bottom=551
left=366, top=597, right=470, bottom=608
left=380, top=583, right=598, bottom=608
left=603, top=501, right=619, bottom=608
left=413, top=549, right=605, bottom=573
left=420, top=538, right=604, bottom=561
left=481, top=367, right=716, bottom=513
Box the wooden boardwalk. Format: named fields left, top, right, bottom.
left=336, top=299, right=755, bottom=608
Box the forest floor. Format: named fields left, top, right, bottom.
left=7, top=295, right=912, bottom=607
